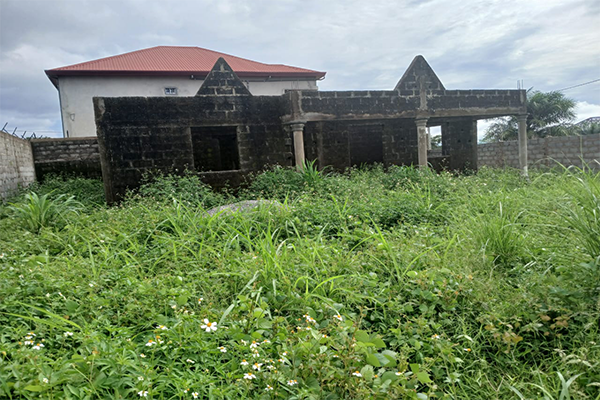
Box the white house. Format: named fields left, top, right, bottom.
left=45, top=46, right=326, bottom=138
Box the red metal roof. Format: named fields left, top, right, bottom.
left=45, top=46, right=326, bottom=82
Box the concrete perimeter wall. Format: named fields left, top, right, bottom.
left=30, top=137, right=102, bottom=181
left=479, top=134, right=600, bottom=170
left=0, top=130, right=35, bottom=200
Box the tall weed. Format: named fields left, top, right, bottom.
left=9, top=192, right=81, bottom=233
left=559, top=169, right=600, bottom=259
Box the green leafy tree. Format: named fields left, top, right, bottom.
left=483, top=90, right=576, bottom=142
left=573, top=121, right=600, bottom=136
left=430, top=134, right=442, bottom=149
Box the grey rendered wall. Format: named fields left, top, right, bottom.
left=0, top=130, right=35, bottom=200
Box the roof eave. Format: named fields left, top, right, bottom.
left=45, top=69, right=326, bottom=81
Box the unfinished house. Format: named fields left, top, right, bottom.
left=94, top=56, right=527, bottom=204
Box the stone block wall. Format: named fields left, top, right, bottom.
left=30, top=137, right=102, bottom=181
left=478, top=134, right=600, bottom=170
left=442, top=118, right=477, bottom=171
left=94, top=95, right=291, bottom=203
left=0, top=130, right=35, bottom=200
left=303, top=119, right=419, bottom=170
left=286, top=88, right=525, bottom=120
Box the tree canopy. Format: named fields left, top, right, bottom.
left=482, top=90, right=576, bottom=142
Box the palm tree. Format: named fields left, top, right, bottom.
left=482, top=90, right=576, bottom=142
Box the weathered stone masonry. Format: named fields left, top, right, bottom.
left=30, top=137, right=101, bottom=181
left=479, top=134, right=600, bottom=170
left=94, top=58, right=291, bottom=203
left=94, top=56, right=527, bottom=204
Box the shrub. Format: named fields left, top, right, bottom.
left=472, top=203, right=523, bottom=266
left=8, top=192, right=82, bottom=233
left=133, top=171, right=230, bottom=208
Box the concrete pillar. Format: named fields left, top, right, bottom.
left=291, top=122, right=305, bottom=169
left=517, top=114, right=528, bottom=177
left=416, top=118, right=429, bottom=168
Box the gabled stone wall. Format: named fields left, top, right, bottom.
left=94, top=59, right=293, bottom=203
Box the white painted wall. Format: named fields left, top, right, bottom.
left=57, top=76, right=318, bottom=137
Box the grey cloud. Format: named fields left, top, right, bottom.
left=1, top=0, right=598, bottom=134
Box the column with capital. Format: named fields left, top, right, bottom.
left=291, top=122, right=306, bottom=170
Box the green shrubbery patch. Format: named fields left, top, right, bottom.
left=0, top=167, right=598, bottom=399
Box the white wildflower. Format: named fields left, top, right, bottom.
left=287, top=379, right=298, bottom=386
left=304, top=314, right=316, bottom=324
left=138, top=390, right=148, bottom=397
left=201, top=319, right=217, bottom=332
left=243, top=373, right=256, bottom=380
left=352, top=371, right=362, bottom=377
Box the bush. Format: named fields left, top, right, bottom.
left=133, top=171, right=230, bottom=209
left=8, top=192, right=82, bottom=233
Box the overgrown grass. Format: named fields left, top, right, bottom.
left=0, top=167, right=598, bottom=399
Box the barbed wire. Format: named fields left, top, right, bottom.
left=0, top=122, right=58, bottom=139
left=555, top=78, right=600, bottom=92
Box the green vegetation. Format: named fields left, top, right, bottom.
left=1, top=166, right=599, bottom=399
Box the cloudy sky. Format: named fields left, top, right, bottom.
left=1, top=0, right=599, bottom=138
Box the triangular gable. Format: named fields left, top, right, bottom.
left=196, top=57, right=252, bottom=96
left=395, top=55, right=445, bottom=91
